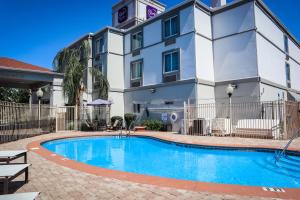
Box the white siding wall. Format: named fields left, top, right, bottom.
left=197, top=84, right=215, bottom=103
left=256, top=33, right=286, bottom=86
left=290, top=59, right=300, bottom=91
left=214, top=31, right=258, bottom=81
left=144, top=20, right=161, bottom=46
left=108, top=32, right=123, bottom=55
left=255, top=5, right=284, bottom=50
left=289, top=39, right=300, bottom=63
left=107, top=54, right=124, bottom=89
left=138, top=1, right=147, bottom=21
left=107, top=31, right=125, bottom=117
left=255, top=4, right=300, bottom=91
left=124, top=33, right=196, bottom=88
left=123, top=5, right=196, bottom=89
left=50, top=77, right=65, bottom=106
left=260, top=83, right=287, bottom=102
left=107, top=32, right=124, bottom=90
left=180, top=6, right=194, bottom=35
left=124, top=34, right=131, bottom=54
left=195, top=35, right=214, bottom=81
left=194, top=7, right=212, bottom=39
left=212, top=2, right=255, bottom=39
left=109, top=92, right=124, bottom=117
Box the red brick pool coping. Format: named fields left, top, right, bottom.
left=27, top=133, right=300, bottom=199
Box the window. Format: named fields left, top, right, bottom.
left=131, top=60, right=143, bottom=87
left=286, top=63, right=291, bottom=88
left=133, top=104, right=141, bottom=113
left=95, top=39, right=100, bottom=54
left=284, top=35, right=289, bottom=54
left=163, top=50, right=179, bottom=73
left=164, top=16, right=179, bottom=38
left=131, top=60, right=143, bottom=80
left=131, top=31, right=143, bottom=51
left=99, top=38, right=105, bottom=53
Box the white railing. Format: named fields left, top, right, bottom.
left=183, top=100, right=297, bottom=140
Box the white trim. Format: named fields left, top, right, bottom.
left=131, top=60, right=143, bottom=80
left=163, top=15, right=179, bottom=39
left=163, top=50, right=179, bottom=74
left=131, top=31, right=143, bottom=51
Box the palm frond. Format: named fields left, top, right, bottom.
left=90, top=68, right=110, bottom=99
left=52, top=38, right=110, bottom=105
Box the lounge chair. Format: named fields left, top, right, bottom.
left=0, top=150, right=27, bottom=164
left=0, top=164, right=30, bottom=194
left=0, top=192, right=39, bottom=200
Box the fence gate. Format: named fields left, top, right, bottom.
left=284, top=101, right=300, bottom=139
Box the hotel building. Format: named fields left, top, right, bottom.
left=51, top=0, right=300, bottom=119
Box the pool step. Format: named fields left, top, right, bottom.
left=276, top=158, right=300, bottom=173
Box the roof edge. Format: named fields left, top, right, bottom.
left=0, top=65, right=64, bottom=76
left=254, top=0, right=300, bottom=48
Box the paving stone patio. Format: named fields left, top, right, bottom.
left=1, top=131, right=299, bottom=200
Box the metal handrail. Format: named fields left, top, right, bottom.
left=127, top=114, right=142, bottom=136
left=275, top=128, right=300, bottom=162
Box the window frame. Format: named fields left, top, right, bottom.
left=131, top=31, right=143, bottom=51
left=95, top=39, right=100, bottom=54
left=284, top=35, right=289, bottom=54
left=163, top=15, right=179, bottom=39
left=99, top=37, right=105, bottom=53
left=163, top=49, right=180, bottom=74
left=130, top=59, right=143, bottom=81
left=285, top=62, right=291, bottom=88
left=133, top=103, right=141, bottom=113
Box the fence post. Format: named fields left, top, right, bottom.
left=55, top=106, right=58, bottom=133
left=283, top=100, right=287, bottom=139
left=183, top=101, right=186, bottom=135
left=74, top=105, right=78, bottom=131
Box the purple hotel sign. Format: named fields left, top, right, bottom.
left=118, top=6, right=128, bottom=23
left=146, top=5, right=158, bottom=19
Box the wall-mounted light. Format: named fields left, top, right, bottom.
left=150, top=88, right=156, bottom=93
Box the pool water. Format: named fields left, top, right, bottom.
left=43, top=136, right=300, bottom=188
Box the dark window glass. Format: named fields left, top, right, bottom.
left=132, top=32, right=143, bottom=50
left=164, top=16, right=178, bottom=38
left=286, top=63, right=291, bottom=88
left=164, top=51, right=179, bottom=73
left=133, top=104, right=141, bottom=113
left=284, top=35, right=289, bottom=54
left=131, top=61, right=143, bottom=80
left=99, top=38, right=105, bottom=53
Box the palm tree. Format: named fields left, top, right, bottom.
left=53, top=40, right=109, bottom=106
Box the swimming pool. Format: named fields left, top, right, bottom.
left=42, top=136, right=300, bottom=188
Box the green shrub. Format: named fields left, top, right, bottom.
left=111, top=116, right=123, bottom=127
left=124, top=113, right=136, bottom=129
left=142, top=119, right=163, bottom=131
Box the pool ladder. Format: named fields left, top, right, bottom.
left=120, top=113, right=143, bottom=136
left=275, top=128, right=300, bottom=163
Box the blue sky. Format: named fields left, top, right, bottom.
left=0, top=0, right=299, bottom=70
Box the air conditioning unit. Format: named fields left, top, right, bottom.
left=163, top=74, right=178, bottom=83
left=131, top=80, right=142, bottom=87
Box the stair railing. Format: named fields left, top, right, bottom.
left=126, top=110, right=144, bottom=136
left=275, top=128, right=300, bottom=163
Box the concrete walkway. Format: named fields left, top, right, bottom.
left=1, top=131, right=299, bottom=200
